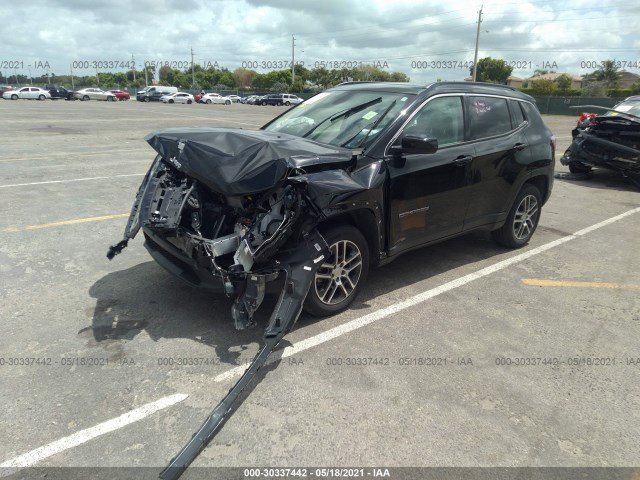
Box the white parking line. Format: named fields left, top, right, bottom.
left=215, top=206, right=640, bottom=383
left=0, top=173, right=145, bottom=188
left=0, top=393, right=187, bottom=471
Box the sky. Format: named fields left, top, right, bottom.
left=2, top=0, right=640, bottom=84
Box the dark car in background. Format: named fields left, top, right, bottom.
left=47, top=86, right=75, bottom=100
left=258, top=93, right=302, bottom=106
left=110, top=81, right=555, bottom=331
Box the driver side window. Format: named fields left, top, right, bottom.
left=404, top=96, right=464, bottom=146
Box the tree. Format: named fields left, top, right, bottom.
left=233, top=67, right=257, bottom=89
left=530, top=78, right=557, bottom=95
left=554, top=74, right=572, bottom=94
left=589, top=60, right=621, bottom=90
left=471, top=57, right=513, bottom=84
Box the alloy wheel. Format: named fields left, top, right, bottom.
left=512, top=194, right=538, bottom=240
left=314, top=239, right=363, bottom=305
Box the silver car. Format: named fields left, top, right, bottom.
left=73, top=88, right=117, bottom=101
left=3, top=87, right=51, bottom=100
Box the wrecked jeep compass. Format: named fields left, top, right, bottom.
left=109, top=81, right=555, bottom=330
left=108, top=81, right=555, bottom=478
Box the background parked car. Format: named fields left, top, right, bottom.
left=200, top=93, right=232, bottom=105
left=0, top=85, right=14, bottom=97
left=3, top=87, right=51, bottom=100
left=136, top=86, right=178, bottom=102
left=161, top=92, right=194, bottom=104
left=47, top=86, right=75, bottom=100
left=227, top=95, right=242, bottom=103
left=260, top=93, right=303, bottom=106
left=109, top=89, right=130, bottom=101
left=73, top=88, right=117, bottom=101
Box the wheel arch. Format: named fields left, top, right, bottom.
left=523, top=174, right=550, bottom=205
left=317, top=209, right=381, bottom=266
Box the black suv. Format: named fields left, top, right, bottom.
left=110, top=81, right=555, bottom=330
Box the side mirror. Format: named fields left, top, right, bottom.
left=390, top=134, right=438, bottom=168
left=401, top=135, right=438, bottom=154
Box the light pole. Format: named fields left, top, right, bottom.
left=472, top=5, right=483, bottom=82
left=28, top=65, right=33, bottom=85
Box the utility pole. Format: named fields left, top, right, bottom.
left=472, top=5, right=483, bottom=82
left=291, top=35, right=296, bottom=87
left=70, top=64, right=75, bottom=89
left=132, top=54, right=136, bottom=83
left=96, top=66, right=99, bottom=86
left=191, top=47, right=195, bottom=89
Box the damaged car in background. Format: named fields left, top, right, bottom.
left=562, top=95, right=640, bottom=188
left=107, top=81, right=555, bottom=479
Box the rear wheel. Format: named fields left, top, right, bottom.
left=304, top=225, right=369, bottom=317
left=187, top=99, right=192, bottom=104
left=261, top=101, right=267, bottom=106
left=83, top=95, right=90, bottom=101
left=144, top=97, right=150, bottom=102
left=108, top=96, right=116, bottom=101
left=206, top=99, right=212, bottom=104
left=169, top=99, right=174, bottom=104
left=225, top=100, right=231, bottom=105
left=285, top=101, right=291, bottom=106
left=491, top=184, right=542, bottom=248
left=38, top=94, right=46, bottom=100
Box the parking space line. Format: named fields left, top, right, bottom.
left=0, top=149, right=145, bottom=163
left=0, top=393, right=188, bottom=470
left=1, top=213, right=130, bottom=233
left=214, top=206, right=640, bottom=383
left=0, top=174, right=145, bottom=188
left=522, top=278, right=640, bottom=290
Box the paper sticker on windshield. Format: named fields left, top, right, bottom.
left=401, top=96, right=408, bottom=102
left=362, top=111, right=378, bottom=120
left=616, top=105, right=633, bottom=112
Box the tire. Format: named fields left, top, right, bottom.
left=169, top=99, right=174, bottom=104
left=277, top=102, right=283, bottom=106
left=285, top=101, right=290, bottom=106
left=108, top=96, right=116, bottom=102
left=206, top=99, right=212, bottom=104
left=38, top=94, right=46, bottom=100
left=11, top=94, right=18, bottom=100
left=491, top=184, right=542, bottom=248
left=187, top=99, right=192, bottom=104
left=144, top=97, right=150, bottom=102
left=261, top=101, right=267, bottom=106
left=568, top=161, right=592, bottom=174
left=83, top=95, right=89, bottom=101
left=303, top=225, right=370, bottom=317
left=225, top=100, right=231, bottom=105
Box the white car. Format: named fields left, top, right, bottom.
left=3, top=87, right=51, bottom=100
left=200, top=93, right=232, bottom=105
left=227, top=95, right=242, bottom=103
left=161, top=92, right=195, bottom=104
left=73, top=88, right=117, bottom=101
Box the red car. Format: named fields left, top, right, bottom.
left=109, top=89, right=130, bottom=101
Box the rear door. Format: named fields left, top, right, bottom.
left=462, top=95, right=531, bottom=230
left=387, top=95, right=474, bottom=254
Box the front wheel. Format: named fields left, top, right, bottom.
left=108, top=96, right=116, bottom=101
left=169, top=99, right=174, bottom=104
left=187, top=99, right=192, bottom=104
left=285, top=101, right=290, bottom=106
left=11, top=94, right=18, bottom=100
left=304, top=225, right=369, bottom=317
left=225, top=100, right=231, bottom=105
left=83, top=95, right=90, bottom=101
left=491, top=184, right=542, bottom=248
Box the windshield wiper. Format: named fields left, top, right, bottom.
left=302, top=97, right=382, bottom=139
left=343, top=99, right=398, bottom=149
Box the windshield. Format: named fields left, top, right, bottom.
left=606, top=98, right=640, bottom=118
left=263, top=90, right=413, bottom=149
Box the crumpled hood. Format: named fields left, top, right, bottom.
left=145, top=128, right=353, bottom=196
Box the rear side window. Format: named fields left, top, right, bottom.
left=467, top=96, right=512, bottom=140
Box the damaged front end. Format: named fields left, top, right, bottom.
left=108, top=128, right=352, bottom=329
left=561, top=110, right=640, bottom=188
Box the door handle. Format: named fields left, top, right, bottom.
left=513, top=143, right=527, bottom=151
left=453, top=155, right=472, bottom=165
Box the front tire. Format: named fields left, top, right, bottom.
left=83, top=95, right=90, bottom=101
left=304, top=225, right=369, bottom=317
left=11, top=94, right=18, bottom=100
left=169, top=99, right=174, bottom=103
left=187, top=99, right=192, bottom=104
left=491, top=184, right=542, bottom=248
left=225, top=100, right=231, bottom=105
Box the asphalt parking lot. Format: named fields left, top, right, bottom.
left=0, top=99, right=638, bottom=479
